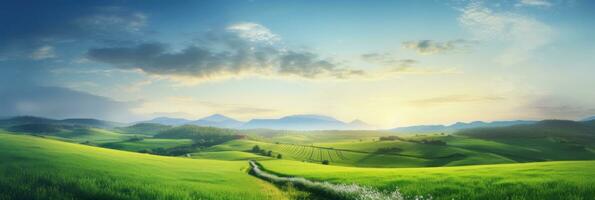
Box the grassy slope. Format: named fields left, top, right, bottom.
left=261, top=159, right=595, bottom=200
left=6, top=124, right=135, bottom=145
left=0, top=132, right=287, bottom=200
left=207, top=139, right=515, bottom=167
left=101, top=138, right=193, bottom=152
left=190, top=151, right=274, bottom=161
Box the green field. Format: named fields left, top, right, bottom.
left=0, top=132, right=287, bottom=200
left=259, top=159, right=595, bottom=200
left=3, top=118, right=595, bottom=199
left=101, top=138, right=194, bottom=152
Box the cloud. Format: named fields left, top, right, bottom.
left=0, top=3, right=147, bottom=60
left=408, top=94, right=505, bottom=106
left=30, top=45, right=56, bottom=60
left=75, top=8, right=147, bottom=33
left=517, top=0, right=553, bottom=7
left=226, top=22, right=280, bottom=44
left=459, top=1, right=554, bottom=64
left=402, top=39, right=475, bottom=55
left=361, top=53, right=418, bottom=67
left=87, top=23, right=365, bottom=81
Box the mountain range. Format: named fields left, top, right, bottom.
left=138, top=114, right=372, bottom=130
left=390, top=120, right=537, bottom=133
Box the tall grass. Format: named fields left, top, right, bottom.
left=249, top=161, right=417, bottom=200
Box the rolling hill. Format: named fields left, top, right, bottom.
left=259, top=159, right=595, bottom=200
left=115, top=123, right=172, bottom=136
left=0, top=132, right=287, bottom=200
left=0, top=116, right=124, bottom=129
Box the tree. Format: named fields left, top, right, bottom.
left=277, top=154, right=282, bottom=159
left=322, top=160, right=329, bottom=165
left=266, top=150, right=273, bottom=157
left=251, top=145, right=261, bottom=153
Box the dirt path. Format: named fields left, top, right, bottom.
left=248, top=160, right=405, bottom=200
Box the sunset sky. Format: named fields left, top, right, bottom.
left=1, top=0, right=594, bottom=127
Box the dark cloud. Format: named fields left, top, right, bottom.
left=402, top=39, right=476, bottom=55
left=0, top=1, right=146, bottom=59
left=86, top=27, right=363, bottom=80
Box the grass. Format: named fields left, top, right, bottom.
left=260, top=159, right=595, bottom=200
left=101, top=138, right=193, bottom=152
left=207, top=138, right=515, bottom=167
left=0, top=132, right=288, bottom=200
left=190, top=151, right=274, bottom=161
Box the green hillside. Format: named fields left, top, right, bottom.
left=259, top=159, right=595, bottom=200
left=0, top=132, right=287, bottom=200
left=101, top=138, right=193, bottom=152
left=7, top=123, right=134, bottom=145
left=115, top=123, right=172, bottom=136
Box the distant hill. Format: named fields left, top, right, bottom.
left=137, top=117, right=191, bottom=126
left=391, top=120, right=536, bottom=133
left=457, top=120, right=595, bottom=140
left=60, top=118, right=124, bottom=128
left=115, top=123, right=172, bottom=135
left=154, top=125, right=242, bottom=146
left=188, top=114, right=244, bottom=128
left=0, top=116, right=124, bottom=129
left=241, top=114, right=366, bottom=130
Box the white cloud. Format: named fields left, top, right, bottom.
left=30, top=45, right=56, bottom=60
left=226, top=22, right=280, bottom=44
left=518, top=0, right=553, bottom=7
left=459, top=1, right=554, bottom=64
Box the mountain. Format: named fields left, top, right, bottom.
left=391, top=120, right=536, bottom=133
left=0, top=116, right=124, bottom=129
left=581, top=116, right=595, bottom=122
left=139, top=117, right=191, bottom=126
left=188, top=114, right=244, bottom=128
left=241, top=114, right=358, bottom=130
left=347, top=119, right=373, bottom=129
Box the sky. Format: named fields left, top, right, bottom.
left=1, top=0, right=594, bottom=127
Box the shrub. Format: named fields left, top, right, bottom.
left=277, top=154, right=282, bottom=159
left=322, top=160, right=329, bottom=165
left=252, top=145, right=261, bottom=153
left=379, top=136, right=403, bottom=141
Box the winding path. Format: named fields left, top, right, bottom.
left=248, top=160, right=405, bottom=200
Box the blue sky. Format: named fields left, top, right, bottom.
left=1, top=0, right=594, bottom=127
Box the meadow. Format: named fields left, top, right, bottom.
left=2, top=117, right=595, bottom=200
left=258, top=159, right=595, bottom=200
left=0, top=132, right=287, bottom=200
